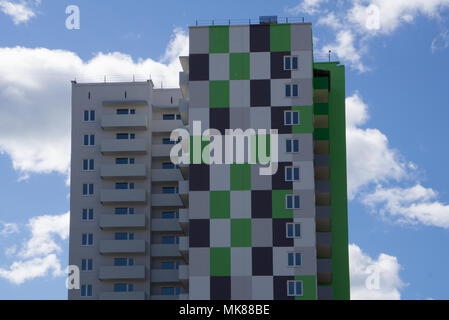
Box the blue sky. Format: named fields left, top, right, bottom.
left=0, top=0, right=448, bottom=300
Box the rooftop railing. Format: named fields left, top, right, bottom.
left=192, top=17, right=306, bottom=27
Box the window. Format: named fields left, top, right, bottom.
left=162, top=211, right=179, bottom=219
left=82, top=183, right=94, bottom=196
left=115, top=183, right=134, bottom=190
left=114, top=283, right=134, bottom=293
left=116, top=158, right=135, bottom=165
left=163, top=114, right=175, bottom=120
left=115, top=232, right=134, bottom=240
left=82, top=159, right=95, bottom=171
left=162, top=138, right=175, bottom=145
left=286, top=223, right=301, bottom=239
left=162, top=186, right=178, bottom=194
left=286, top=139, right=300, bottom=153
left=116, top=133, right=135, bottom=140
left=288, top=253, right=302, bottom=267
left=83, top=110, right=95, bottom=122
left=81, top=259, right=93, bottom=271
left=162, top=261, right=180, bottom=270
left=81, top=233, right=94, bottom=246
left=284, top=111, right=300, bottom=125
left=81, top=284, right=92, bottom=297
left=286, top=195, right=301, bottom=210
left=287, top=280, right=303, bottom=297
left=285, top=84, right=299, bottom=97
left=82, top=208, right=94, bottom=221
left=162, top=162, right=176, bottom=169
left=284, top=56, right=299, bottom=70
left=176, top=114, right=181, bottom=120
left=83, top=134, right=95, bottom=146
left=285, top=167, right=300, bottom=182
left=162, top=287, right=181, bottom=296
left=114, top=258, right=134, bottom=266
left=115, top=208, right=134, bottom=215
left=162, top=236, right=179, bottom=244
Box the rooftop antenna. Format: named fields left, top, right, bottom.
left=328, top=50, right=332, bottom=62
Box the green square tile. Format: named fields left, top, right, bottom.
left=270, top=24, right=291, bottom=52
left=210, top=191, right=230, bottom=219
left=314, top=103, right=329, bottom=115
left=210, top=247, right=231, bottom=276
left=210, top=80, right=229, bottom=108
left=230, top=164, right=251, bottom=190
left=292, top=106, right=313, bottom=134
left=272, top=190, right=293, bottom=219
left=190, top=136, right=211, bottom=164
left=231, top=219, right=252, bottom=247
left=210, top=26, right=229, bottom=53
left=229, top=53, right=250, bottom=80
left=294, top=276, right=317, bottom=300
left=256, top=134, right=271, bottom=164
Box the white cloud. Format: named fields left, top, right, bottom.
left=0, top=0, right=36, bottom=24
left=347, top=0, right=449, bottom=35
left=346, top=93, right=449, bottom=229
left=0, top=222, right=19, bottom=236
left=307, top=0, right=449, bottom=70
left=0, top=212, right=69, bottom=285
left=321, top=30, right=368, bottom=72
left=350, top=243, right=405, bottom=300
left=346, top=93, right=407, bottom=198
left=287, top=0, right=328, bottom=15
left=362, top=185, right=449, bottom=229
left=0, top=28, right=188, bottom=178
left=431, top=30, right=449, bottom=52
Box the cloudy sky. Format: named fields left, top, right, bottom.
left=0, top=0, right=448, bottom=299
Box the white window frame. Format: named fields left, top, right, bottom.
left=285, top=84, right=299, bottom=98
left=82, top=159, right=95, bottom=172
left=283, top=56, right=299, bottom=71
left=287, top=280, right=304, bottom=297
left=284, top=111, right=300, bottom=126
left=81, top=258, right=93, bottom=272
left=81, top=208, right=94, bottom=221
left=287, top=252, right=303, bottom=268
left=286, top=223, right=301, bottom=239
left=83, top=134, right=95, bottom=146
left=286, top=139, right=300, bottom=153
left=285, top=166, right=301, bottom=182
left=81, top=233, right=94, bottom=246
left=285, top=194, right=301, bottom=210
left=83, top=110, right=95, bottom=122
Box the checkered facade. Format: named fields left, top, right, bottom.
left=188, top=23, right=317, bottom=300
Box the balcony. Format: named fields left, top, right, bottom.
left=151, top=295, right=180, bottom=300
left=179, top=56, right=189, bottom=72
left=151, top=244, right=181, bottom=258
left=151, top=269, right=179, bottom=283
left=151, top=194, right=183, bottom=207
left=179, top=236, right=188, bottom=259
left=178, top=265, right=189, bottom=288
left=178, top=209, right=188, bottom=232
left=152, top=120, right=184, bottom=133
left=151, top=144, right=174, bottom=157
left=100, top=189, right=146, bottom=204
left=178, top=180, right=189, bottom=206
left=99, top=265, right=146, bottom=280
left=151, top=219, right=182, bottom=232
left=99, top=214, right=146, bottom=229
left=101, top=115, right=148, bottom=130
left=101, top=139, right=147, bottom=155
left=179, top=72, right=189, bottom=99
left=99, top=240, right=146, bottom=254
left=151, top=169, right=183, bottom=182
left=178, top=99, right=189, bottom=125
left=101, top=164, right=147, bottom=179
left=99, top=292, right=146, bottom=300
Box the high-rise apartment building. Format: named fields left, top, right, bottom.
left=68, top=17, right=349, bottom=300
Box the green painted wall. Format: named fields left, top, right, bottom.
left=294, top=276, right=317, bottom=300
left=209, top=26, right=229, bottom=53
left=313, top=62, right=350, bottom=300
left=270, top=24, right=291, bottom=52
left=210, top=191, right=230, bottom=219
left=210, top=247, right=231, bottom=276
left=272, top=189, right=294, bottom=219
